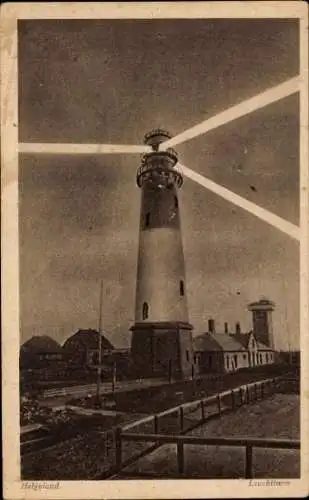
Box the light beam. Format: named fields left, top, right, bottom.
left=161, top=76, right=300, bottom=150
left=19, top=143, right=152, bottom=155
left=179, top=163, right=300, bottom=241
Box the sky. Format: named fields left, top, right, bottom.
left=18, top=19, right=300, bottom=349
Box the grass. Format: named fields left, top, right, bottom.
left=101, top=364, right=297, bottom=414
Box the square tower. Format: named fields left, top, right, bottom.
left=248, top=298, right=275, bottom=348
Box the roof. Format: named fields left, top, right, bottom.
left=248, top=298, right=275, bottom=310
left=256, top=341, right=273, bottom=351
left=21, top=335, right=62, bottom=354
left=232, top=332, right=251, bottom=349
left=194, top=331, right=274, bottom=352
left=63, top=329, right=114, bottom=350
left=193, top=332, right=246, bottom=352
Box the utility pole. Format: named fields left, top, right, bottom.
left=168, top=359, right=172, bottom=384
left=281, top=272, right=292, bottom=365
left=112, top=360, right=116, bottom=393
left=95, top=279, right=103, bottom=407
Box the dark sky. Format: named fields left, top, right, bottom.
left=18, top=19, right=300, bottom=349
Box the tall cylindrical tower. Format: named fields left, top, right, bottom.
left=131, top=129, right=194, bottom=379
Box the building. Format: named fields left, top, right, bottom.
left=20, top=335, right=64, bottom=370
left=131, top=129, right=194, bottom=379
left=193, top=298, right=277, bottom=376
left=193, top=320, right=275, bottom=375
left=62, top=329, right=114, bottom=367
left=278, top=350, right=300, bottom=367
left=103, top=348, right=131, bottom=380
left=248, top=297, right=275, bottom=348
left=20, top=335, right=67, bottom=385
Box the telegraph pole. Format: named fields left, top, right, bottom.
left=112, top=360, right=116, bottom=393
left=282, top=277, right=292, bottom=365
left=95, top=279, right=103, bottom=407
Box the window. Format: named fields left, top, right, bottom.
left=186, top=350, right=189, bottom=362
left=234, top=354, right=238, bottom=369
left=142, top=302, right=149, bottom=320
left=243, top=354, right=247, bottom=360
left=145, top=212, right=150, bottom=227
left=266, top=353, right=269, bottom=363
left=226, top=355, right=230, bottom=369
left=180, top=280, right=185, bottom=296
left=194, top=355, right=197, bottom=364
left=259, top=354, right=262, bottom=364
left=174, top=196, right=179, bottom=209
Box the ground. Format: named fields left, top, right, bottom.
left=120, top=394, right=300, bottom=479
left=21, top=369, right=299, bottom=480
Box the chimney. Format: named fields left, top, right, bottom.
left=208, top=318, right=215, bottom=334
left=224, top=322, right=228, bottom=334
left=236, top=322, right=241, bottom=334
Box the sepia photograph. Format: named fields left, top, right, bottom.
left=1, top=2, right=308, bottom=499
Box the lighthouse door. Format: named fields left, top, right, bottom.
left=152, top=332, right=169, bottom=375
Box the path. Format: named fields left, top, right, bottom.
left=38, top=377, right=168, bottom=408
left=120, top=394, right=300, bottom=479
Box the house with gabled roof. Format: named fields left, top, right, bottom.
left=62, top=329, right=114, bottom=367
left=193, top=318, right=275, bottom=375
left=20, top=335, right=64, bottom=370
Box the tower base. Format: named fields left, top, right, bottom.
left=130, top=321, right=194, bottom=380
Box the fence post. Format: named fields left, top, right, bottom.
left=115, top=427, right=122, bottom=472
left=239, top=388, right=243, bottom=405
left=177, top=442, right=185, bottom=475
left=245, top=445, right=253, bottom=479
left=264, top=380, right=268, bottom=395
left=179, top=406, right=184, bottom=433
left=254, top=383, right=258, bottom=401
left=271, top=378, right=275, bottom=394
left=231, top=389, right=236, bottom=409
left=217, top=394, right=221, bottom=415
left=201, top=399, right=205, bottom=421
left=154, top=415, right=159, bottom=434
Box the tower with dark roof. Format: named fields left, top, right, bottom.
left=130, top=130, right=194, bottom=379
left=248, top=297, right=275, bottom=348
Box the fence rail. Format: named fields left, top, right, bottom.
left=119, top=432, right=300, bottom=478
left=122, top=376, right=279, bottom=432
left=106, top=375, right=299, bottom=479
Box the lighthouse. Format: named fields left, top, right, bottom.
left=130, top=129, right=194, bottom=379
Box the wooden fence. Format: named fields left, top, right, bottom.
left=118, top=432, right=300, bottom=478
left=104, top=376, right=299, bottom=478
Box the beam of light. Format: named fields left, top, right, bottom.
left=161, top=76, right=301, bottom=150
left=18, top=143, right=152, bottom=155
left=179, top=163, right=300, bottom=242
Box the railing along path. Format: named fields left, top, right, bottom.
left=104, top=376, right=299, bottom=479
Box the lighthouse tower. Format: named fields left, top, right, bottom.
left=130, top=129, right=194, bottom=379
